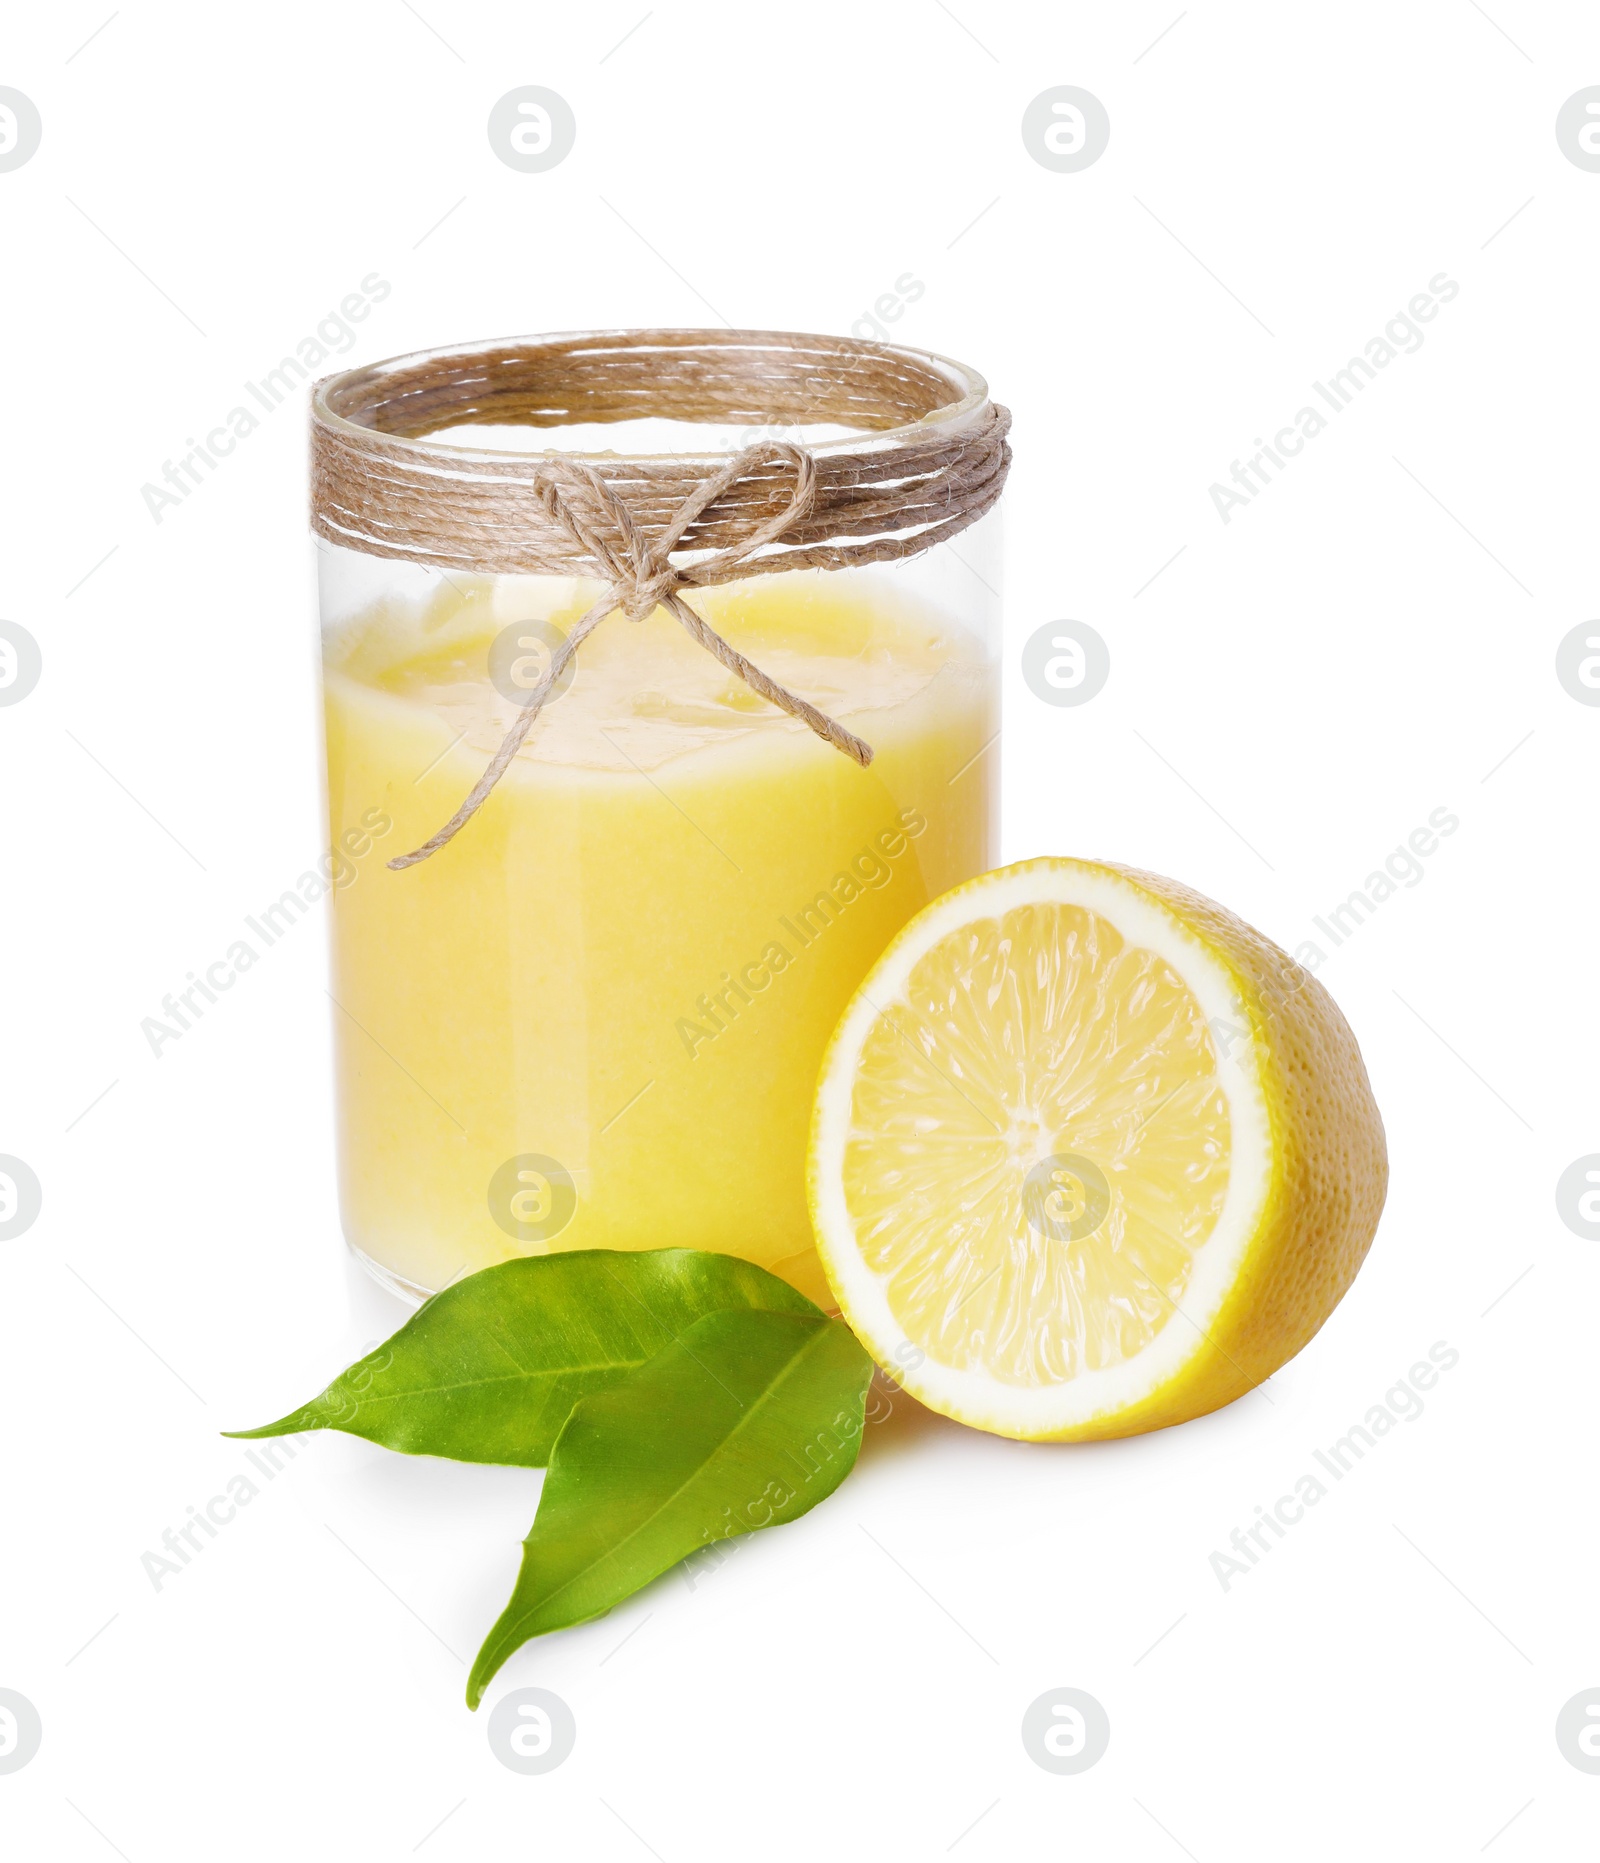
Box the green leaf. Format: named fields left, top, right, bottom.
left=225, top=1249, right=821, bottom=1468
left=466, top=1307, right=873, bottom=1708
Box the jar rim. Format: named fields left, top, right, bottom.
left=311, top=327, right=992, bottom=467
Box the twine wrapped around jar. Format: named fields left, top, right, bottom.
left=310, top=329, right=1012, bottom=867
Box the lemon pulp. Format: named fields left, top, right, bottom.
left=844, top=899, right=1236, bottom=1385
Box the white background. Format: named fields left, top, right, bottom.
left=2, top=1, right=1596, bottom=1856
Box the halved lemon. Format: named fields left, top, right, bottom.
left=808, top=858, right=1387, bottom=1441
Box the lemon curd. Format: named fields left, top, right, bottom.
left=321, top=569, right=995, bottom=1304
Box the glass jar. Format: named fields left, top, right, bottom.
left=312, top=331, right=1005, bottom=1307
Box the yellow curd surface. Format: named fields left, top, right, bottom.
left=322, top=570, right=995, bottom=1304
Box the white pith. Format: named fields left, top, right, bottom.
left=810, top=860, right=1273, bottom=1435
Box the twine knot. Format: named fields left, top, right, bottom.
left=622, top=568, right=678, bottom=621
left=390, top=442, right=873, bottom=870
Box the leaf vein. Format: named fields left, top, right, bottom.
left=497, top=1327, right=854, bottom=1642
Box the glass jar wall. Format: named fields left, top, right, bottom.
left=314, top=348, right=1003, bottom=1308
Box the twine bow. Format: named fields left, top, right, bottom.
left=389, top=442, right=874, bottom=870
